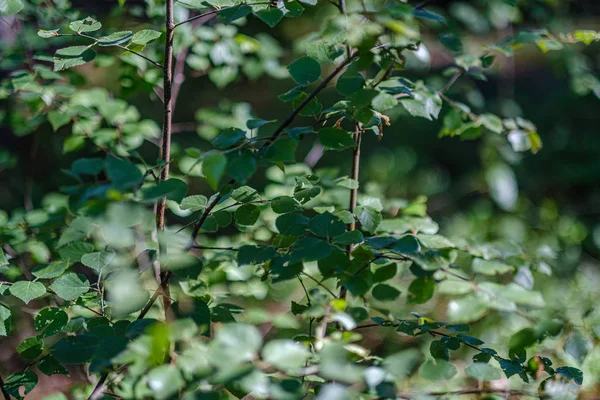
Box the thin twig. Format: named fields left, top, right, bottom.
left=439, top=70, right=463, bottom=94
left=300, top=272, right=337, bottom=298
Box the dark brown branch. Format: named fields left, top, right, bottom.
left=188, top=191, right=226, bottom=248
left=0, top=375, right=10, bottom=400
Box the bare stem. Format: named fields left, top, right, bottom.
left=339, top=123, right=362, bottom=300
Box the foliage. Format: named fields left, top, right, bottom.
left=0, top=0, right=598, bottom=399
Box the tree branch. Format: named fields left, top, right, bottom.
left=173, top=2, right=272, bottom=29
left=259, top=53, right=359, bottom=151
left=339, top=123, right=362, bottom=300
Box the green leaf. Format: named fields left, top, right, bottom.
left=211, top=323, right=263, bottom=363
left=508, top=328, right=536, bottom=359
left=32, top=259, right=69, bottom=279
left=290, top=236, right=332, bottom=262
left=233, top=187, right=261, bottom=205
left=203, top=152, right=227, bottom=190
left=38, top=29, right=59, bottom=38
left=147, top=365, right=185, bottom=400
left=34, top=308, right=69, bottom=337
left=372, top=284, right=401, bottom=301
left=69, top=17, right=102, bottom=33
left=333, top=230, right=364, bottom=245
left=51, top=335, right=98, bottom=364
left=438, top=279, right=473, bottom=295
left=564, top=333, right=591, bottom=364
left=0, top=248, right=8, bottom=268
left=439, top=33, right=462, bottom=52
left=106, top=157, right=143, bottom=190
left=318, top=127, right=356, bottom=151
left=50, top=273, right=90, bottom=301
left=374, top=263, right=397, bottom=282
left=430, top=340, right=449, bottom=361
left=131, top=29, right=162, bottom=45
left=480, top=113, right=503, bottom=134
left=254, top=8, right=284, bottom=28
left=238, top=245, right=277, bottom=265
left=371, top=92, right=398, bottom=112
left=53, top=47, right=96, bottom=71
left=407, top=276, right=435, bottom=304
left=556, top=366, right=583, bottom=385
left=218, top=4, right=252, bottom=24
left=0, top=304, right=11, bottom=336
left=10, top=281, right=47, bottom=304
left=308, top=212, right=345, bottom=240
left=466, top=363, right=502, bottom=381
left=391, top=235, right=420, bottom=255
left=72, top=158, right=104, bottom=175
left=212, top=128, right=246, bottom=149
left=271, top=196, right=301, bottom=214
left=37, top=355, right=68, bottom=376
left=98, top=31, right=133, bottom=46
left=226, top=150, right=256, bottom=183
left=498, top=358, right=528, bottom=381
left=81, top=250, right=116, bottom=273
left=181, top=195, right=208, bottom=211
left=276, top=213, right=309, bottom=236
left=0, top=0, right=23, bottom=16
left=17, top=337, right=44, bottom=360
left=4, top=371, right=37, bottom=399
left=262, top=340, right=310, bottom=372
left=287, top=56, right=321, bottom=85
left=472, top=258, right=513, bottom=275
left=235, top=204, right=261, bottom=226
left=337, top=69, right=365, bottom=95
left=266, top=137, right=298, bottom=163
left=247, top=118, right=276, bottom=129
left=141, top=178, right=188, bottom=203
left=419, top=360, right=457, bottom=381
left=355, top=206, right=381, bottom=233
left=283, top=0, right=304, bottom=17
